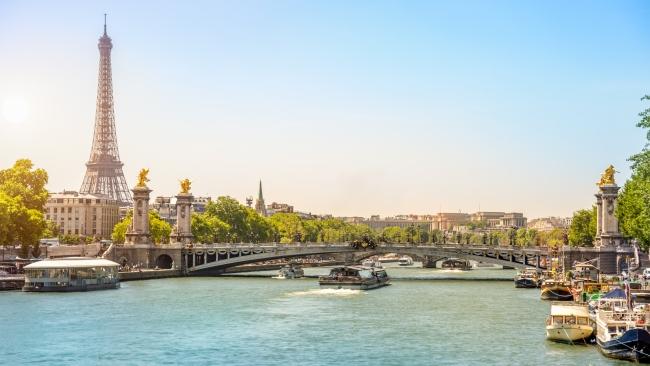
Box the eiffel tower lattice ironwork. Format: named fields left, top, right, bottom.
left=79, top=16, right=133, bottom=206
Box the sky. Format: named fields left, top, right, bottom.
left=0, top=1, right=649, bottom=219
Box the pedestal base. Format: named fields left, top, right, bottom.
left=125, top=233, right=153, bottom=246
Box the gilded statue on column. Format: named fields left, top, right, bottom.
left=180, top=178, right=191, bottom=194
left=597, top=165, right=616, bottom=187
left=136, top=168, right=150, bottom=187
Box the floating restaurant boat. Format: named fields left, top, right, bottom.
left=545, top=302, right=594, bottom=343
left=514, top=268, right=540, bottom=288
left=277, top=264, right=304, bottom=279
left=595, top=289, right=650, bottom=363
left=441, top=258, right=471, bottom=271
left=23, top=257, right=120, bottom=292
left=398, top=256, right=413, bottom=266
left=318, top=266, right=390, bottom=290
left=541, top=279, right=573, bottom=301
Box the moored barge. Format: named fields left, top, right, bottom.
left=23, top=257, right=120, bottom=292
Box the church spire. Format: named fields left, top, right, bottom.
left=255, top=180, right=267, bottom=217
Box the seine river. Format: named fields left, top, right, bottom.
left=1, top=265, right=629, bottom=365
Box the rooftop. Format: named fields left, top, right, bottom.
left=24, top=257, right=119, bottom=269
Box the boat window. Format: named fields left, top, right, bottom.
left=552, top=316, right=563, bottom=325
left=608, top=326, right=617, bottom=334
left=577, top=317, right=587, bottom=325
left=358, top=270, right=372, bottom=279
left=565, top=316, right=576, bottom=325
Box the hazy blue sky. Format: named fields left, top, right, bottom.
left=0, top=1, right=649, bottom=218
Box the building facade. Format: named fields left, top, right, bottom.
left=527, top=217, right=571, bottom=232
left=150, top=196, right=212, bottom=225
left=44, top=191, right=119, bottom=239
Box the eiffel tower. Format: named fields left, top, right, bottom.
left=79, top=15, right=133, bottom=206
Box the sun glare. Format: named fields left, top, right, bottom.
left=2, top=97, right=30, bottom=124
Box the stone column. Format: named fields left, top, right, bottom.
left=595, top=184, right=624, bottom=247
left=171, top=192, right=194, bottom=244
left=595, top=193, right=603, bottom=239
left=125, top=186, right=152, bottom=245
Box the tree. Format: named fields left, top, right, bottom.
left=618, top=96, right=650, bottom=249
left=568, top=208, right=596, bottom=246
left=191, top=213, right=230, bottom=243
left=111, top=210, right=172, bottom=244
left=0, top=159, right=49, bottom=256
left=618, top=177, right=650, bottom=248
left=382, top=226, right=405, bottom=243
left=149, top=211, right=172, bottom=244
left=205, top=197, right=251, bottom=242
left=269, top=213, right=304, bottom=243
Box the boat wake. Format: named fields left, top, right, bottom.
left=439, top=269, right=466, bottom=273
left=287, top=289, right=363, bottom=297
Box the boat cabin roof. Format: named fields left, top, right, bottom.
left=550, top=303, right=589, bottom=317
left=24, top=257, right=119, bottom=269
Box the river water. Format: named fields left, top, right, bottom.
left=1, top=265, right=629, bottom=365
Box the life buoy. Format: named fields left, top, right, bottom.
left=637, top=318, right=646, bottom=326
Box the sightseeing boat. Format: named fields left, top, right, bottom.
left=276, top=264, right=304, bottom=279
left=514, top=268, right=540, bottom=288
left=23, top=257, right=120, bottom=292
left=540, top=279, right=573, bottom=301
left=595, top=290, right=650, bottom=363
left=398, top=256, right=413, bottom=266
left=318, top=266, right=390, bottom=290
left=441, top=258, right=471, bottom=271
left=377, top=254, right=400, bottom=263
left=545, top=302, right=594, bottom=343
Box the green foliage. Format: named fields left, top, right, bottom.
left=538, top=228, right=567, bottom=248
left=149, top=211, right=172, bottom=244
left=60, top=234, right=84, bottom=244
left=111, top=212, right=130, bottom=244
left=190, top=197, right=374, bottom=244
left=111, top=210, right=172, bottom=244
left=568, top=208, right=596, bottom=246
left=191, top=213, right=230, bottom=243
left=618, top=177, right=650, bottom=248
left=629, top=95, right=650, bottom=178
left=617, top=96, right=650, bottom=249
left=0, top=159, right=49, bottom=256
left=381, top=226, right=406, bottom=243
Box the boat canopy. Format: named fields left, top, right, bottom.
left=24, top=257, right=119, bottom=269
left=601, top=288, right=626, bottom=299
left=550, top=304, right=589, bottom=317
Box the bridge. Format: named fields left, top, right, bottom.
left=181, top=243, right=549, bottom=275
left=108, top=241, right=635, bottom=275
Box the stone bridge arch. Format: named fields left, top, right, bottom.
left=185, top=244, right=546, bottom=275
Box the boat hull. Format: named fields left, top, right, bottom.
left=541, top=287, right=573, bottom=301
left=545, top=325, right=593, bottom=343
left=318, top=280, right=390, bottom=290
left=514, top=278, right=538, bottom=288
left=22, top=283, right=120, bottom=292
left=597, top=328, right=650, bottom=363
